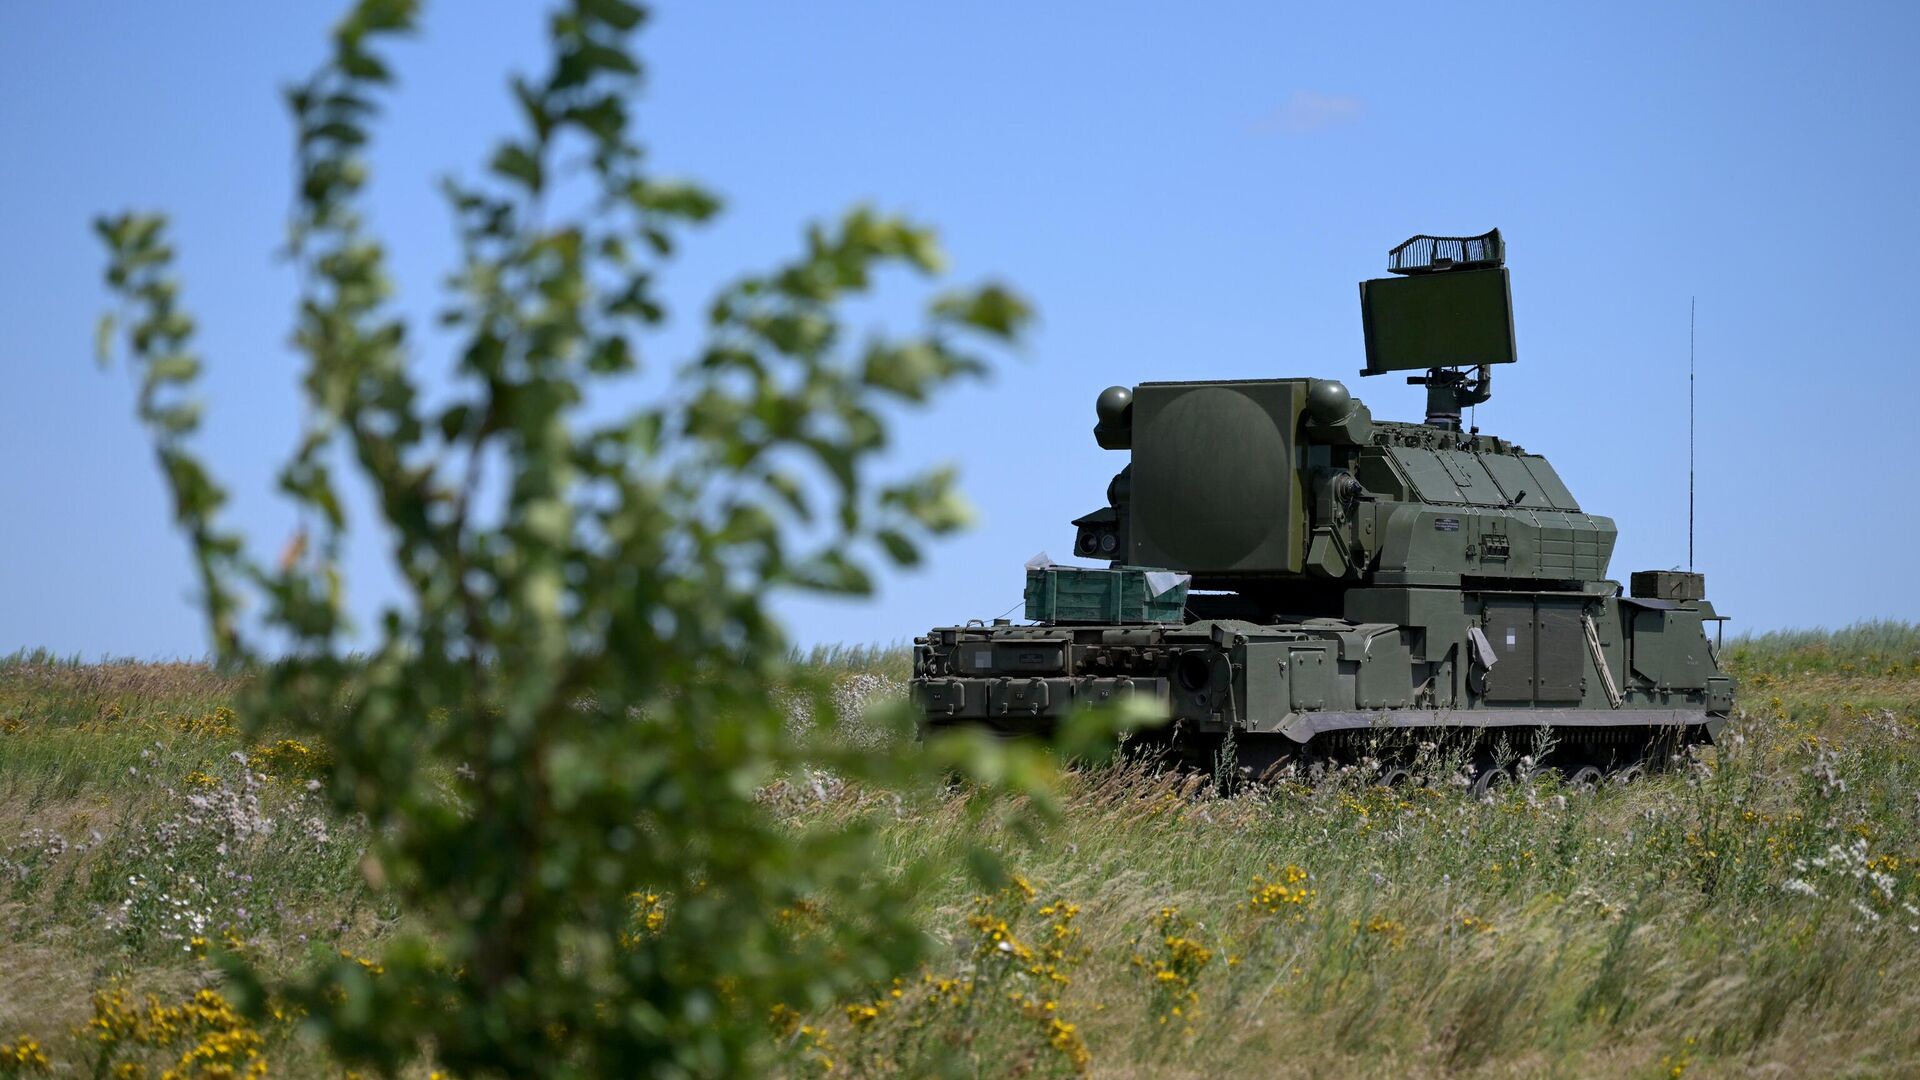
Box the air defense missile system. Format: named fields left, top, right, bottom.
left=911, top=230, right=1733, bottom=785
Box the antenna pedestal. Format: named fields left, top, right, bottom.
left=1407, top=364, right=1492, bottom=431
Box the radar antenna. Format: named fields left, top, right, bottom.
left=1360, top=229, right=1512, bottom=430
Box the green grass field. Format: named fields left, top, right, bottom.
left=3, top=624, right=1919, bottom=1077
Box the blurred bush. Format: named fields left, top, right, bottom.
left=95, top=1, right=1039, bottom=1074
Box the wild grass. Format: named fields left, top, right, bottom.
left=787, top=642, right=914, bottom=681
left=1722, top=619, right=1920, bottom=674
left=1, top=624, right=1917, bottom=1076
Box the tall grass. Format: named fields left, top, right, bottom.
left=1723, top=619, right=1920, bottom=673
left=787, top=641, right=914, bottom=680
left=1, top=624, right=1917, bottom=1075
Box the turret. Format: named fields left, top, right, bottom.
left=1071, top=229, right=1617, bottom=606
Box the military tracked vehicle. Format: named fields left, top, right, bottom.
left=911, top=230, right=1733, bottom=785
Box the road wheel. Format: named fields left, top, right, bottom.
left=1610, top=762, right=1645, bottom=786
left=1568, top=766, right=1605, bottom=789
left=1471, top=766, right=1512, bottom=799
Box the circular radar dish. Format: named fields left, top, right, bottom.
left=1133, top=386, right=1288, bottom=570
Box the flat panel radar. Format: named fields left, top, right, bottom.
left=1359, top=230, right=1517, bottom=376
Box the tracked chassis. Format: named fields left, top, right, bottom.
left=914, top=594, right=1732, bottom=778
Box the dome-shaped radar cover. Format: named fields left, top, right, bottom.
left=1130, top=382, right=1304, bottom=573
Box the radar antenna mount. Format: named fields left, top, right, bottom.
left=1358, top=228, right=1516, bottom=431
left=1408, top=364, right=1492, bottom=431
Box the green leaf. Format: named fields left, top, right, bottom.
left=152, top=399, right=204, bottom=435
left=762, top=470, right=812, bottom=524
left=932, top=282, right=1034, bottom=340
left=321, top=92, right=376, bottom=120
left=579, top=0, right=646, bottom=30
left=586, top=336, right=634, bottom=374
left=875, top=528, right=919, bottom=567
left=94, top=312, right=116, bottom=367
left=337, top=46, right=391, bottom=83
left=511, top=77, right=552, bottom=141
left=489, top=143, right=544, bottom=192
left=628, top=179, right=722, bottom=223
left=578, top=42, right=640, bottom=77
left=145, top=354, right=202, bottom=385
left=304, top=120, right=368, bottom=148
left=349, top=0, right=417, bottom=34
left=566, top=97, right=626, bottom=142
left=437, top=404, right=473, bottom=442
left=787, top=550, right=874, bottom=595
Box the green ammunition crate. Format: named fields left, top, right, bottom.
left=1024, top=565, right=1188, bottom=624
left=1630, top=570, right=1706, bottom=601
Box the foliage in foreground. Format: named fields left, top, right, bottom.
left=57, top=0, right=1920, bottom=1073
left=3, top=628, right=1920, bottom=1076
left=91, top=0, right=1045, bottom=1075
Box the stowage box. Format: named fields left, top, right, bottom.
left=1024, top=566, right=1188, bottom=624
left=1630, top=570, right=1707, bottom=601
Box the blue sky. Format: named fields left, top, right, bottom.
left=2, top=2, right=1916, bottom=659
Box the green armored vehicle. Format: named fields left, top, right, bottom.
left=911, top=231, right=1733, bottom=784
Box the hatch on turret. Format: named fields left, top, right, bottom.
left=1386, top=446, right=1581, bottom=512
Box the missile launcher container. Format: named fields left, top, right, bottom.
left=911, top=231, right=1733, bottom=783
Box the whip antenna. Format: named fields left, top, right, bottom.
left=1689, top=297, right=1695, bottom=572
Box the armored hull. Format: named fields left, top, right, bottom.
left=913, top=590, right=1730, bottom=781
left=910, top=231, right=1734, bottom=781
